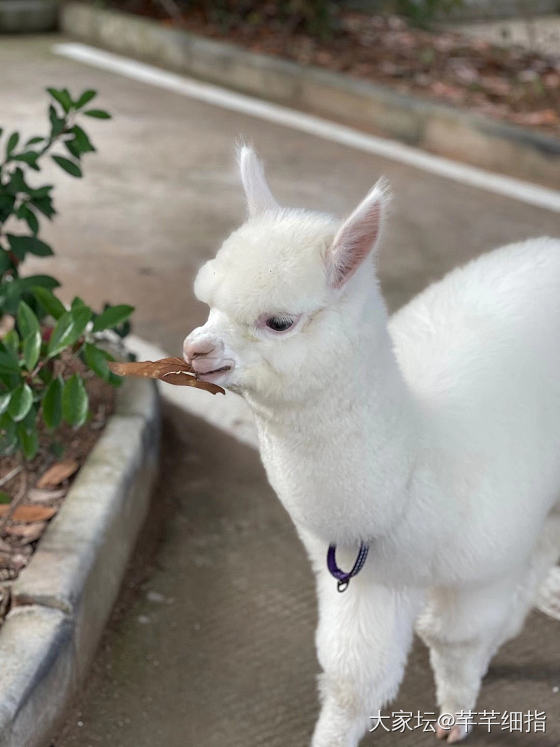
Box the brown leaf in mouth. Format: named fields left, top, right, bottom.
left=108, top=357, right=225, bottom=395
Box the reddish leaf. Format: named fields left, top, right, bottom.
left=108, top=358, right=225, bottom=395
left=5, top=522, right=48, bottom=543
left=37, top=459, right=79, bottom=489
left=0, top=505, right=57, bottom=522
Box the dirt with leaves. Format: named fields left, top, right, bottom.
left=112, top=2, right=560, bottom=135
left=0, top=362, right=114, bottom=621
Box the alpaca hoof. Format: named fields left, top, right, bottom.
left=436, top=723, right=471, bottom=742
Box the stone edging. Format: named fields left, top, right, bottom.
left=0, top=377, right=160, bottom=747
left=0, top=0, right=58, bottom=33
left=60, top=2, right=560, bottom=189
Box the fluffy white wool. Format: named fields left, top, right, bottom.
left=186, top=147, right=560, bottom=746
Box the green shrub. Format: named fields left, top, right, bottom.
left=394, top=0, right=463, bottom=27
left=196, top=0, right=339, bottom=38
left=0, top=88, right=132, bottom=461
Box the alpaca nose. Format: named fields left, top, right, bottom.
left=183, top=335, right=219, bottom=362
left=183, top=332, right=233, bottom=378
left=183, top=333, right=224, bottom=363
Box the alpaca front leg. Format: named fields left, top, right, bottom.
left=311, top=576, right=423, bottom=747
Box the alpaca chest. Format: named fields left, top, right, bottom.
left=257, top=425, right=409, bottom=544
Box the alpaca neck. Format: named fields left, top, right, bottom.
left=248, top=297, right=422, bottom=545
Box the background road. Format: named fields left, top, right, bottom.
left=1, top=35, right=559, bottom=747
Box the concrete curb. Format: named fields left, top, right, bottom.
left=0, top=0, right=58, bottom=32
left=60, top=3, right=560, bottom=189
left=0, top=377, right=160, bottom=747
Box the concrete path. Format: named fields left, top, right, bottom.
left=450, top=14, right=560, bottom=56
left=1, top=35, right=559, bottom=747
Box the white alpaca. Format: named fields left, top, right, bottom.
left=183, top=147, right=560, bottom=746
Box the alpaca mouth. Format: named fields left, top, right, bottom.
left=195, top=365, right=233, bottom=382
left=197, top=365, right=231, bottom=376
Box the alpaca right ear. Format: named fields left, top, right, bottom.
left=326, top=178, right=389, bottom=289
left=238, top=146, right=279, bottom=218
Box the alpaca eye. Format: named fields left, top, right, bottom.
left=265, top=315, right=294, bottom=332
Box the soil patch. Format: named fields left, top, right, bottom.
left=0, top=353, right=114, bottom=620
left=107, top=3, right=560, bottom=135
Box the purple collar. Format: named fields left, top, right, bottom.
left=327, top=542, right=369, bottom=592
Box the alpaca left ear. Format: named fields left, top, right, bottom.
left=326, top=178, right=389, bottom=289
left=238, top=145, right=280, bottom=218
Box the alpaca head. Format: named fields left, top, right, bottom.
left=184, top=146, right=390, bottom=404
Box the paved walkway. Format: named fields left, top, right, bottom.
left=450, top=14, right=560, bottom=56
left=1, top=35, right=559, bottom=747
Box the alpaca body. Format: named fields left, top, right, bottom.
left=184, top=148, right=560, bottom=746
left=256, top=236, right=560, bottom=589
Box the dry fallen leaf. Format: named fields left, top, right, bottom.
left=0, top=505, right=57, bottom=522
left=37, top=459, right=79, bottom=489
left=27, top=488, right=67, bottom=504
left=5, top=522, right=47, bottom=543
left=108, top=357, right=225, bottom=395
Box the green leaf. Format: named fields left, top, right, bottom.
left=8, top=383, right=33, bottom=422
left=83, top=342, right=110, bottom=380
left=83, top=109, right=111, bottom=119
left=23, top=330, right=41, bottom=371
left=25, top=136, right=44, bottom=147
left=7, top=234, right=53, bottom=258
left=47, top=311, right=74, bottom=358
left=32, top=287, right=65, bottom=320
left=51, top=155, right=82, bottom=178
left=12, top=151, right=40, bottom=170
left=62, top=374, right=88, bottom=427
left=17, top=275, right=59, bottom=292
left=6, top=167, right=30, bottom=196
left=31, top=185, right=53, bottom=199
left=75, top=89, right=97, bottom=109
left=2, top=329, right=19, bottom=357
left=0, top=392, right=11, bottom=414
left=42, top=375, right=62, bottom=429
left=0, top=491, right=11, bottom=505
left=17, top=300, right=40, bottom=338
left=71, top=124, right=95, bottom=153
left=47, top=305, right=91, bottom=357
left=47, top=87, right=72, bottom=113
left=6, top=131, right=19, bottom=158
left=108, top=372, right=123, bottom=388
left=64, top=139, right=81, bottom=160
left=92, top=304, right=134, bottom=332
left=48, top=104, right=65, bottom=138
left=30, top=195, right=55, bottom=219
left=0, top=350, right=20, bottom=375
left=0, top=193, right=16, bottom=222
left=17, top=421, right=38, bottom=460
left=17, top=204, right=39, bottom=235
left=0, top=250, right=12, bottom=273
left=71, top=296, right=86, bottom=309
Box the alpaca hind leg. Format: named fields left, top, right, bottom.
left=536, top=512, right=560, bottom=623
left=417, top=579, right=519, bottom=743
left=311, top=576, right=423, bottom=747
left=501, top=513, right=560, bottom=642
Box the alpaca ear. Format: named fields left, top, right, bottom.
left=238, top=145, right=280, bottom=217
left=326, top=178, right=389, bottom=289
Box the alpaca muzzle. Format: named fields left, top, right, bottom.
left=183, top=331, right=234, bottom=381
